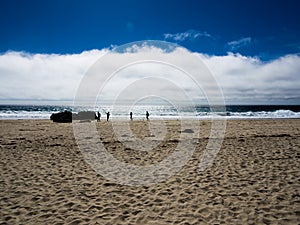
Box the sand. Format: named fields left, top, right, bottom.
left=0, top=119, right=299, bottom=224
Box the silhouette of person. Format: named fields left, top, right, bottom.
left=97, top=111, right=101, bottom=121
left=106, top=112, right=110, bottom=121
left=146, top=111, right=149, bottom=120
left=130, top=112, right=133, bottom=120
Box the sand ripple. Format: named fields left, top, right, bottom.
left=0, top=119, right=299, bottom=224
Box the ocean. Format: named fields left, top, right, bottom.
left=0, top=104, right=300, bottom=120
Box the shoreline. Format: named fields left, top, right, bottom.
left=1, top=117, right=300, bottom=121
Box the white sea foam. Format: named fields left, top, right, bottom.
left=226, top=110, right=300, bottom=119
left=0, top=110, right=53, bottom=119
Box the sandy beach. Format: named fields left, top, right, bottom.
left=0, top=119, right=299, bottom=224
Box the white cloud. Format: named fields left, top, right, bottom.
left=227, top=37, right=252, bottom=50
left=0, top=46, right=299, bottom=105
left=0, top=49, right=107, bottom=101
left=199, top=53, right=300, bottom=103
left=164, top=30, right=211, bottom=42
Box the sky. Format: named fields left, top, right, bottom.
left=0, top=0, right=299, bottom=105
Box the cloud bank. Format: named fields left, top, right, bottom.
left=0, top=50, right=106, bottom=101
left=0, top=47, right=299, bottom=105
left=200, top=53, right=300, bottom=104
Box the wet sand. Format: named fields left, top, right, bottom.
left=0, top=119, right=299, bottom=224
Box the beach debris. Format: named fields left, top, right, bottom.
left=181, top=129, right=194, bottom=133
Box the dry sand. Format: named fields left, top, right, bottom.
left=0, top=119, right=299, bottom=224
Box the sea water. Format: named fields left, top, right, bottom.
left=0, top=104, right=300, bottom=120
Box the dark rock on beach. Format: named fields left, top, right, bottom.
left=72, top=111, right=97, bottom=120
left=50, top=111, right=97, bottom=123
left=50, top=111, right=72, bottom=123
left=181, top=129, right=194, bottom=133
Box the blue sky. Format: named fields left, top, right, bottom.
left=0, top=0, right=299, bottom=60
left=0, top=0, right=300, bottom=104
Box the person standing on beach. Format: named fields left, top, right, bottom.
left=97, top=111, right=101, bottom=121
left=106, top=112, right=110, bottom=121
left=130, top=112, right=133, bottom=120
left=146, top=111, right=149, bottom=120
